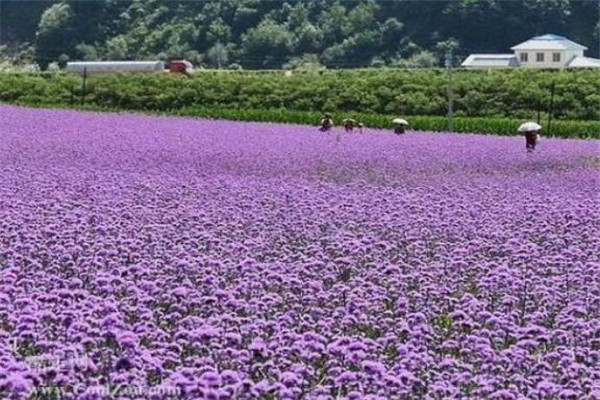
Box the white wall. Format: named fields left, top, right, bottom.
left=66, top=61, right=165, bottom=74
left=515, top=49, right=584, bottom=68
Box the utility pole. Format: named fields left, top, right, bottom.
left=445, top=50, right=454, bottom=132
left=81, top=67, right=88, bottom=105
left=547, top=81, right=555, bottom=136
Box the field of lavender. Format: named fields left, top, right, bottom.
left=0, top=105, right=599, bottom=400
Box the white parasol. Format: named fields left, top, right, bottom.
left=392, top=118, right=409, bottom=126
left=518, top=122, right=542, bottom=132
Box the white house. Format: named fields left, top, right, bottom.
left=462, top=34, right=600, bottom=69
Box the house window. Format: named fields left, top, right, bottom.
left=520, top=53, right=528, bottom=62
left=552, top=52, right=561, bottom=62
left=536, top=52, right=545, bottom=62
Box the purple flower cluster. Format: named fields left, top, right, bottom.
left=0, top=105, right=599, bottom=399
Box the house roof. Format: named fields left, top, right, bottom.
left=567, top=56, right=600, bottom=68
left=511, top=34, right=587, bottom=51
left=461, top=54, right=519, bottom=68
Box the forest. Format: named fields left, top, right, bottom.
left=1, top=0, right=599, bottom=69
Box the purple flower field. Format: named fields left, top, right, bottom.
left=0, top=105, right=599, bottom=400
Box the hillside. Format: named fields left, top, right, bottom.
left=1, top=0, right=599, bottom=69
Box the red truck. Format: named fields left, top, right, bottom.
left=169, top=60, right=194, bottom=76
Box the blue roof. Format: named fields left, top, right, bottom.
left=533, top=34, right=566, bottom=40
left=511, top=34, right=587, bottom=51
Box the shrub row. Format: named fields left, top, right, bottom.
left=0, top=70, right=598, bottom=138
left=173, top=107, right=599, bottom=138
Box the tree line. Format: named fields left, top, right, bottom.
left=1, top=0, right=599, bottom=70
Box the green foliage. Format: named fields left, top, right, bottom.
left=35, top=3, right=74, bottom=67
left=0, top=69, right=598, bottom=138
left=206, top=43, right=230, bottom=69
left=75, top=43, right=100, bottom=61
left=37, top=3, right=72, bottom=35
left=283, top=54, right=325, bottom=70
left=173, top=107, right=600, bottom=138
left=394, top=51, right=438, bottom=68
left=105, top=35, right=129, bottom=60
left=242, top=19, right=295, bottom=68
left=2, top=0, right=598, bottom=69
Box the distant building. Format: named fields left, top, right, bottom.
left=462, top=34, right=600, bottom=69
left=461, top=54, right=519, bottom=69
left=66, top=61, right=165, bottom=74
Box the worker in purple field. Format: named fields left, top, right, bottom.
left=392, top=118, right=409, bottom=134
left=357, top=123, right=364, bottom=133
left=518, top=122, right=542, bottom=152
left=319, top=113, right=334, bottom=132
left=526, top=130, right=541, bottom=152
left=343, top=118, right=356, bottom=133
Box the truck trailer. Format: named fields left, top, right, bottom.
left=65, top=60, right=194, bottom=75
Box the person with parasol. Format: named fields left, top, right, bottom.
left=343, top=118, right=356, bottom=133
left=392, top=118, right=409, bottom=134
left=319, top=113, right=334, bottom=132
left=518, top=122, right=542, bottom=152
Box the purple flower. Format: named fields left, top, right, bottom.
left=362, top=361, right=386, bottom=376
left=0, top=105, right=597, bottom=399
left=280, top=371, right=301, bottom=388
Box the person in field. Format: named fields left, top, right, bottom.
left=343, top=118, right=356, bottom=133
left=525, top=130, right=540, bottom=152
left=394, top=125, right=406, bottom=134
left=518, top=122, right=542, bottom=152
left=357, top=123, right=364, bottom=133
left=319, top=114, right=334, bottom=132
left=392, top=118, right=409, bottom=134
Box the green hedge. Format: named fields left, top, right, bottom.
left=173, top=107, right=599, bottom=138
left=0, top=69, right=599, bottom=138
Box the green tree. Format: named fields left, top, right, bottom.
left=207, top=18, right=232, bottom=45
left=346, top=0, right=378, bottom=34
left=105, top=35, right=129, bottom=60
left=242, top=19, right=295, bottom=68
left=207, top=42, right=229, bottom=68
left=321, top=43, right=346, bottom=67
left=380, top=18, right=404, bottom=49
left=75, top=43, right=99, bottom=61
left=4, top=0, right=598, bottom=68
left=283, top=53, right=325, bottom=70
left=35, top=2, right=73, bottom=68
left=394, top=50, right=438, bottom=68
left=435, top=38, right=460, bottom=65
left=295, top=23, right=324, bottom=53
left=37, top=2, right=72, bottom=35
left=319, top=2, right=348, bottom=44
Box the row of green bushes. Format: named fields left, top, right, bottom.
left=174, top=108, right=598, bottom=138
left=2, top=68, right=600, bottom=119
left=0, top=69, right=598, bottom=138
